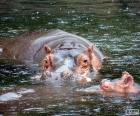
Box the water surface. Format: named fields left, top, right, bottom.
left=0, top=0, right=140, bottom=115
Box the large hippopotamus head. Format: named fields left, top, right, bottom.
left=41, top=42, right=103, bottom=82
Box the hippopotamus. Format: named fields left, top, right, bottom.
left=77, top=71, right=140, bottom=96
left=0, top=29, right=104, bottom=81
left=100, top=71, right=139, bottom=94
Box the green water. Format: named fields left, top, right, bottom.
left=0, top=0, right=140, bottom=115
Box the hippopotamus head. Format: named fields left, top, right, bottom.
left=41, top=44, right=103, bottom=82
left=100, top=71, right=139, bottom=93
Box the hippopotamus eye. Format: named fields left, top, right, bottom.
left=83, top=59, right=88, bottom=63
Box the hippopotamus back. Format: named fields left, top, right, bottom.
left=15, top=29, right=104, bottom=65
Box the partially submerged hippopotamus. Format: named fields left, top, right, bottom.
left=77, top=71, right=140, bottom=96
left=0, top=29, right=104, bottom=81
left=100, top=71, right=139, bottom=94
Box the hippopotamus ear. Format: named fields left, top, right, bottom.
left=122, top=71, right=130, bottom=77
left=122, top=71, right=134, bottom=86
left=44, top=45, right=52, bottom=54
left=86, top=45, right=102, bottom=71
left=124, top=76, right=133, bottom=84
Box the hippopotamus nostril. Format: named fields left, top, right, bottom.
left=60, top=69, right=73, bottom=80
left=45, top=65, right=49, bottom=69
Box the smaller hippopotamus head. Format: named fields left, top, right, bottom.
left=100, top=71, right=139, bottom=93
left=41, top=44, right=103, bottom=82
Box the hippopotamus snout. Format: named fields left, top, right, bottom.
left=42, top=57, right=75, bottom=79
left=54, top=57, right=75, bottom=79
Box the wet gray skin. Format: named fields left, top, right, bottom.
left=1, top=29, right=104, bottom=80
left=30, top=30, right=104, bottom=80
